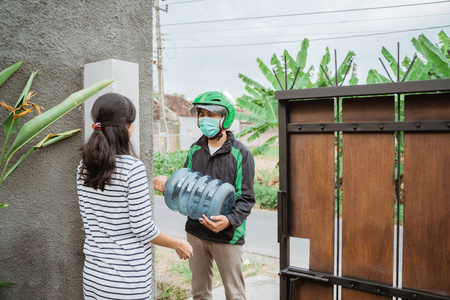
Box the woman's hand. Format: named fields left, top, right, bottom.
left=199, top=214, right=231, bottom=233
left=153, top=175, right=168, bottom=193
left=175, top=240, right=193, bottom=260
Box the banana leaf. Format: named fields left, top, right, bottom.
left=296, top=39, right=309, bottom=71
left=235, top=111, right=265, bottom=125
left=270, top=53, right=285, bottom=89
left=438, top=30, right=450, bottom=54
left=244, top=85, right=262, bottom=100
left=366, top=69, right=390, bottom=84
left=285, top=50, right=298, bottom=81
left=257, top=58, right=279, bottom=90
left=348, top=64, right=359, bottom=86
left=2, top=129, right=80, bottom=181
left=0, top=61, right=22, bottom=86
left=3, top=71, right=38, bottom=136
left=260, top=94, right=277, bottom=124
left=251, top=135, right=278, bottom=156
left=292, top=66, right=313, bottom=89
left=235, top=123, right=260, bottom=139
left=238, top=73, right=266, bottom=91
left=4, top=79, right=113, bottom=163
left=247, top=123, right=270, bottom=142
left=417, top=34, right=450, bottom=78
left=236, top=97, right=268, bottom=120
left=381, top=47, right=404, bottom=80
left=337, top=51, right=356, bottom=84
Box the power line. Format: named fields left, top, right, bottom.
left=172, top=30, right=390, bottom=41
left=171, top=24, right=449, bottom=49
left=163, top=0, right=450, bottom=26
left=166, top=0, right=207, bottom=5
left=165, top=12, right=450, bottom=35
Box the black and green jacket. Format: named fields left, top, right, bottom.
left=184, top=131, right=255, bottom=245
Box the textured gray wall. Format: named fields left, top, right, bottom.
left=0, top=1, right=153, bottom=299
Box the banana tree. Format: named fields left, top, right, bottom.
left=236, top=38, right=358, bottom=156
left=0, top=61, right=113, bottom=200
left=367, top=30, right=450, bottom=83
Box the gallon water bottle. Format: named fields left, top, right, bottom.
left=164, top=168, right=236, bottom=219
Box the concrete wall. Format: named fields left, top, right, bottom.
left=0, top=1, right=153, bottom=299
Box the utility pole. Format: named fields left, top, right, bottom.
left=154, top=0, right=169, bottom=154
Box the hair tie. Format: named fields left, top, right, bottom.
left=92, top=122, right=102, bottom=131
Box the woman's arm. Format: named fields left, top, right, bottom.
left=151, top=232, right=193, bottom=260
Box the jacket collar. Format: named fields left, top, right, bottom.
left=197, top=131, right=235, bottom=155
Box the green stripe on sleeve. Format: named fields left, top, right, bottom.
left=187, top=145, right=202, bottom=169
left=230, top=146, right=242, bottom=197
left=230, top=220, right=246, bottom=244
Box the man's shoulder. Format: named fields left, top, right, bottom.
left=230, top=138, right=252, bottom=156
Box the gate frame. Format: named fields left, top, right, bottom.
left=275, top=79, right=450, bottom=300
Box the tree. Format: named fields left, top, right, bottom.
left=235, top=38, right=357, bottom=156
left=367, top=30, right=450, bottom=84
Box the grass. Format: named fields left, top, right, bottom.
left=155, top=246, right=278, bottom=300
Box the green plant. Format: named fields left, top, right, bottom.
left=0, top=61, right=112, bottom=286
left=153, top=150, right=188, bottom=178
left=367, top=30, right=450, bottom=83
left=236, top=38, right=358, bottom=157
left=254, top=182, right=277, bottom=210
left=158, top=284, right=188, bottom=300
left=0, top=61, right=113, bottom=191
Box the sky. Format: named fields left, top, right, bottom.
left=154, top=0, right=450, bottom=102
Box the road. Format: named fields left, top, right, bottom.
left=153, top=195, right=309, bottom=268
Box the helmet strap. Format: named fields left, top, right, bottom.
left=208, top=129, right=225, bottom=141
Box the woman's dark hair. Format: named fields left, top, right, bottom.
left=80, top=93, right=136, bottom=190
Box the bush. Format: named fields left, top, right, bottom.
left=254, top=182, right=277, bottom=210
left=153, top=150, right=188, bottom=178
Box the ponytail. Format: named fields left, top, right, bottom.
left=79, top=93, right=136, bottom=190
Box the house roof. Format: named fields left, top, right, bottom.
left=154, top=94, right=193, bottom=120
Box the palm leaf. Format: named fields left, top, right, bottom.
left=3, top=129, right=80, bottom=180
left=4, top=79, right=113, bottom=163
left=0, top=61, right=22, bottom=86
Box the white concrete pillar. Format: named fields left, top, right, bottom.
left=84, top=59, right=140, bottom=154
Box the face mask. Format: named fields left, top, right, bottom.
left=198, top=117, right=220, bottom=138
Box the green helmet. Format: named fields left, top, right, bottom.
left=191, top=91, right=235, bottom=130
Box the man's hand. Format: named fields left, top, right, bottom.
left=199, top=214, right=230, bottom=233
left=153, top=175, right=168, bottom=193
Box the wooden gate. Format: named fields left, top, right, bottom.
left=275, top=79, right=450, bottom=300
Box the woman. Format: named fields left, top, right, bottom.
left=77, top=93, right=192, bottom=299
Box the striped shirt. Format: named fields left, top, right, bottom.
left=77, top=155, right=160, bottom=300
